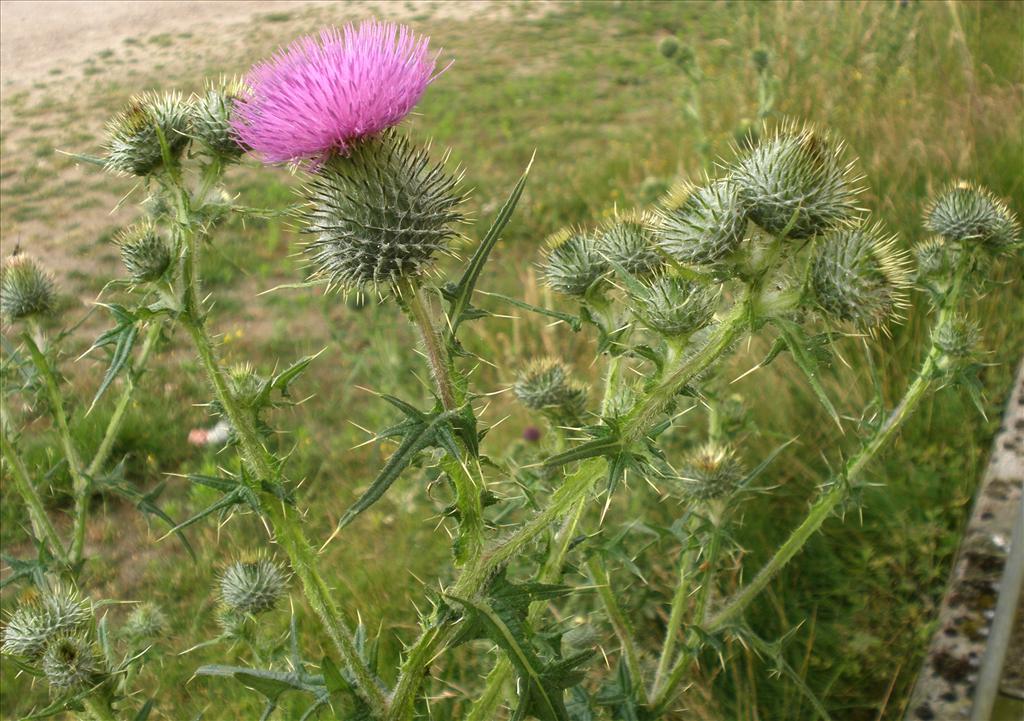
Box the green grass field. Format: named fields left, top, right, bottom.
left=1, top=1, right=1022, bottom=719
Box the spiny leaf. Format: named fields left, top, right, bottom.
left=544, top=434, right=621, bottom=468
left=770, top=318, right=843, bottom=430
left=480, top=291, right=583, bottom=331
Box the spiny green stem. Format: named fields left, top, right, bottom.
left=402, top=281, right=459, bottom=411
left=0, top=401, right=68, bottom=564
left=22, top=329, right=90, bottom=566
left=651, top=515, right=698, bottom=695
left=587, top=556, right=648, bottom=704
left=86, top=320, right=163, bottom=478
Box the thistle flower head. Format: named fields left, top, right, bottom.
left=629, top=275, right=719, bottom=337
left=933, top=314, right=980, bottom=360
left=1, top=255, right=57, bottom=322
left=924, top=181, right=1020, bottom=252
left=810, top=221, right=912, bottom=331
left=191, top=77, right=246, bottom=161
left=42, top=634, right=101, bottom=692
left=233, top=21, right=439, bottom=164
left=654, top=179, right=747, bottom=266
left=541, top=227, right=607, bottom=297
left=678, top=443, right=744, bottom=501
left=120, top=603, right=169, bottom=645
left=513, top=358, right=588, bottom=420
left=115, top=220, right=172, bottom=283
left=219, top=554, right=288, bottom=616
left=731, top=121, right=861, bottom=239
left=301, top=131, right=464, bottom=293
left=104, top=91, right=191, bottom=176
left=595, top=210, right=662, bottom=275
left=2, top=585, right=91, bottom=659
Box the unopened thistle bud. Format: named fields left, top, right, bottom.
left=104, top=91, right=191, bottom=176
left=1, top=255, right=57, bottom=322
left=226, top=362, right=266, bottom=409
left=678, top=443, right=744, bottom=501
left=191, top=78, right=246, bottom=160
left=116, top=221, right=172, bottom=283
left=658, top=36, right=680, bottom=59
left=629, top=275, right=718, bottom=337
left=302, top=131, right=464, bottom=293
left=2, top=586, right=91, bottom=659
left=513, top=358, right=588, bottom=420
left=924, top=181, right=1020, bottom=252
left=933, top=314, right=980, bottom=360
left=595, top=210, right=662, bottom=275
left=731, top=122, right=861, bottom=239
left=42, top=634, right=101, bottom=691
left=654, top=180, right=747, bottom=266
left=810, top=221, right=911, bottom=330
left=914, top=236, right=958, bottom=284
left=120, top=602, right=169, bottom=645
left=219, top=554, right=288, bottom=616
left=541, top=227, right=607, bottom=297
left=752, top=46, right=771, bottom=73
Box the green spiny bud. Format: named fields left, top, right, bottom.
left=115, top=220, right=172, bottom=283
left=541, top=227, right=607, bottom=297
left=104, top=91, right=191, bottom=176
left=654, top=180, right=748, bottom=266
left=219, top=554, right=288, bottom=616
left=226, top=362, right=266, bottom=409
left=924, top=181, right=1020, bottom=252
left=191, top=77, right=245, bottom=161
left=933, top=314, right=980, bottom=360
left=629, top=275, right=718, bottom=337
left=42, top=633, right=101, bottom=692
left=2, top=586, right=91, bottom=660
left=810, top=221, right=911, bottom=330
left=678, top=443, right=744, bottom=501
left=731, top=122, right=862, bottom=239
left=752, top=46, right=771, bottom=73
left=658, top=36, right=680, bottom=59
left=513, top=358, right=588, bottom=420
left=302, top=131, right=465, bottom=293
left=120, top=602, right=168, bottom=645
left=914, top=236, right=958, bottom=284
left=595, top=210, right=662, bottom=275
left=1, top=255, right=57, bottom=322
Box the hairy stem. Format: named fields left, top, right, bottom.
left=651, top=515, right=698, bottom=695
left=86, top=320, right=163, bottom=477
left=587, top=556, right=648, bottom=703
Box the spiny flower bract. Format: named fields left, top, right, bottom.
left=654, top=179, right=748, bottom=266
left=595, top=210, right=663, bottom=275
left=513, top=358, right=588, bottom=420
left=302, top=131, right=464, bottom=292
left=810, top=221, right=912, bottom=330
left=116, top=220, right=172, bottom=283
left=104, top=91, right=191, bottom=176
left=924, top=181, right=1020, bottom=251
left=219, top=554, right=288, bottom=616
left=1, top=585, right=91, bottom=659
left=41, top=634, right=101, bottom=691
left=1, top=255, right=57, bottom=322
left=191, top=77, right=246, bottom=160
left=233, top=21, right=438, bottom=164
left=541, top=227, right=607, bottom=297
left=933, top=314, right=980, bottom=360
left=629, top=275, right=718, bottom=337
left=731, top=122, right=861, bottom=239
left=678, top=443, right=744, bottom=501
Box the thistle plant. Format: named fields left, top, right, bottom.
left=2, top=16, right=1021, bottom=721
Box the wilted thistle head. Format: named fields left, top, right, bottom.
left=301, top=131, right=464, bottom=293
left=924, top=181, right=1020, bottom=252
left=731, top=122, right=861, bottom=239
left=104, top=91, right=191, bottom=176
left=629, top=275, right=718, bottom=337
left=654, top=180, right=748, bottom=266
left=233, top=21, right=438, bottom=164
left=120, top=602, right=169, bottom=645
left=191, top=77, right=246, bottom=161
left=1, top=255, right=57, bottom=322
left=219, top=554, right=288, bottom=616
left=513, top=358, right=588, bottom=420
left=42, top=634, right=101, bottom=692
left=541, top=227, right=607, bottom=297
left=115, top=221, right=172, bottom=283
left=810, top=221, right=911, bottom=331
left=678, top=443, right=744, bottom=501
left=933, top=314, right=980, bottom=361
left=2, top=585, right=91, bottom=659
left=595, top=210, right=663, bottom=275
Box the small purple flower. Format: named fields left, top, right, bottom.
left=523, top=426, right=542, bottom=443
left=233, top=20, right=440, bottom=164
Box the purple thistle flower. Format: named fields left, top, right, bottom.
left=233, top=20, right=440, bottom=164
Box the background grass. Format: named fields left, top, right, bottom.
left=1, top=1, right=1022, bottom=719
